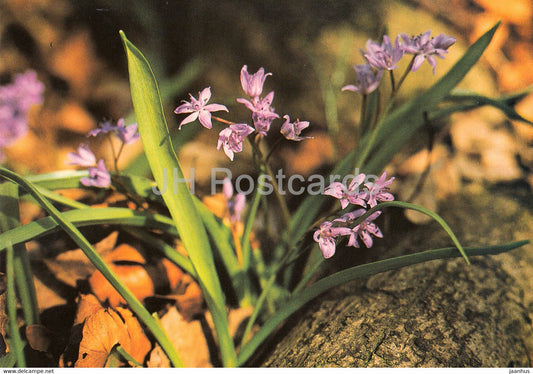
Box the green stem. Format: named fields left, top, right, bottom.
left=389, top=70, right=396, bottom=95
left=395, top=56, right=415, bottom=93
left=247, top=138, right=291, bottom=229
left=357, top=94, right=368, bottom=147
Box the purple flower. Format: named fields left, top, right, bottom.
left=280, top=115, right=312, bottom=141
left=67, top=143, right=97, bottom=167
left=342, top=64, right=383, bottom=95
left=240, top=65, right=271, bottom=98
left=80, top=159, right=111, bottom=188
left=87, top=120, right=115, bottom=137
left=252, top=110, right=279, bottom=136
left=88, top=118, right=140, bottom=144
left=174, top=87, right=228, bottom=129
left=115, top=118, right=140, bottom=144
left=348, top=211, right=383, bottom=248
left=237, top=91, right=279, bottom=135
left=217, top=123, right=255, bottom=161
left=360, top=171, right=395, bottom=207
left=9, top=71, right=45, bottom=113
left=324, top=174, right=367, bottom=209
left=313, top=221, right=352, bottom=259
left=223, top=178, right=246, bottom=222
left=363, top=35, right=404, bottom=71
left=237, top=91, right=276, bottom=113
left=400, top=31, right=456, bottom=74
left=0, top=70, right=44, bottom=157
left=0, top=106, right=27, bottom=148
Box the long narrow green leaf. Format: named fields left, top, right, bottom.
left=237, top=239, right=528, bottom=365
left=0, top=167, right=184, bottom=367
left=0, top=182, right=39, bottom=325
left=0, top=207, right=177, bottom=251
left=351, top=200, right=469, bottom=263
left=5, top=244, right=26, bottom=367
left=443, top=89, right=533, bottom=125
left=26, top=172, right=239, bottom=281
left=120, top=31, right=236, bottom=366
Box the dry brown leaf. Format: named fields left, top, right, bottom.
left=44, top=231, right=118, bottom=288
left=25, top=325, right=53, bottom=353
left=74, top=294, right=103, bottom=325
left=151, top=274, right=204, bottom=322
left=75, top=306, right=150, bottom=367
left=146, top=306, right=254, bottom=367
left=146, top=307, right=211, bottom=368
left=89, top=243, right=193, bottom=307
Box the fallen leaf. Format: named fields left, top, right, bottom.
left=44, top=231, right=119, bottom=288
left=146, top=307, right=211, bottom=368
left=146, top=306, right=254, bottom=368
left=25, top=325, right=53, bottom=353
left=89, top=243, right=193, bottom=308
left=74, top=294, right=103, bottom=325
left=74, top=306, right=150, bottom=367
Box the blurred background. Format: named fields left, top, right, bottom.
left=1, top=0, right=532, bottom=213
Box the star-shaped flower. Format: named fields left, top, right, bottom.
left=174, top=87, right=228, bottom=129
left=363, top=35, right=404, bottom=71
left=400, top=31, right=456, bottom=74
left=360, top=171, right=395, bottom=207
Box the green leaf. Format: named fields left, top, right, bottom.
left=441, top=89, right=533, bottom=125
left=0, top=349, right=16, bottom=367
left=0, top=182, right=39, bottom=325
left=0, top=166, right=184, bottom=367
left=353, top=200, right=469, bottom=263
left=120, top=31, right=236, bottom=366
left=0, top=207, right=178, bottom=251
left=237, top=239, right=528, bottom=365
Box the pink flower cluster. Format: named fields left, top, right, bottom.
left=67, top=118, right=139, bottom=188
left=174, top=66, right=312, bottom=161
left=0, top=70, right=44, bottom=161
left=314, top=171, right=394, bottom=258
left=343, top=30, right=456, bottom=95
